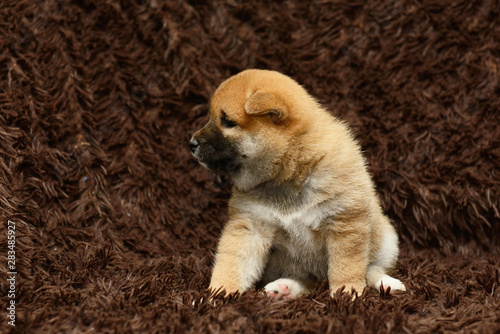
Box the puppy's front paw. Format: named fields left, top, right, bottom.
left=264, top=278, right=306, bottom=300
left=330, top=282, right=366, bottom=298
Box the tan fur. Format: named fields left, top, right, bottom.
left=191, top=69, right=405, bottom=298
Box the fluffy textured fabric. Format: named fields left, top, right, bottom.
left=0, top=0, right=499, bottom=332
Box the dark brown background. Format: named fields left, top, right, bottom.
left=1, top=0, right=499, bottom=332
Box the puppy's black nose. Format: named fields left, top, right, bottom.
left=189, top=139, right=199, bottom=153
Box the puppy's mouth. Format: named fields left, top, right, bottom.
left=197, top=154, right=241, bottom=173
left=190, top=139, right=241, bottom=173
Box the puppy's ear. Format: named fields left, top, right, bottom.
left=244, top=91, right=288, bottom=123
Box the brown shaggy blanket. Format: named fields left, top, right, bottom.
left=1, top=0, right=499, bottom=333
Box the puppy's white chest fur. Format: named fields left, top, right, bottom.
left=268, top=204, right=320, bottom=250
left=251, top=187, right=342, bottom=225
left=242, top=198, right=334, bottom=280
left=250, top=201, right=322, bottom=229
left=244, top=197, right=341, bottom=249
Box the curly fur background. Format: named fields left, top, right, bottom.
left=0, top=0, right=499, bottom=332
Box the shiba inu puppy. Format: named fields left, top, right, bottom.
left=190, top=69, right=406, bottom=299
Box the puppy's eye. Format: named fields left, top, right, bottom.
left=221, top=111, right=238, bottom=128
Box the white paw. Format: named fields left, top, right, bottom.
left=375, top=275, right=406, bottom=294
left=264, top=278, right=306, bottom=300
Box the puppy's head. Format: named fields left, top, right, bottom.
left=190, top=69, right=313, bottom=190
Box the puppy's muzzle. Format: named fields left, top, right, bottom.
left=189, top=136, right=213, bottom=159
left=189, top=127, right=240, bottom=173
left=189, top=138, right=200, bottom=154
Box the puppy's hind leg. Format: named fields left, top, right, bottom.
left=264, top=278, right=314, bottom=300
left=366, top=265, right=406, bottom=293
left=366, top=222, right=406, bottom=293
